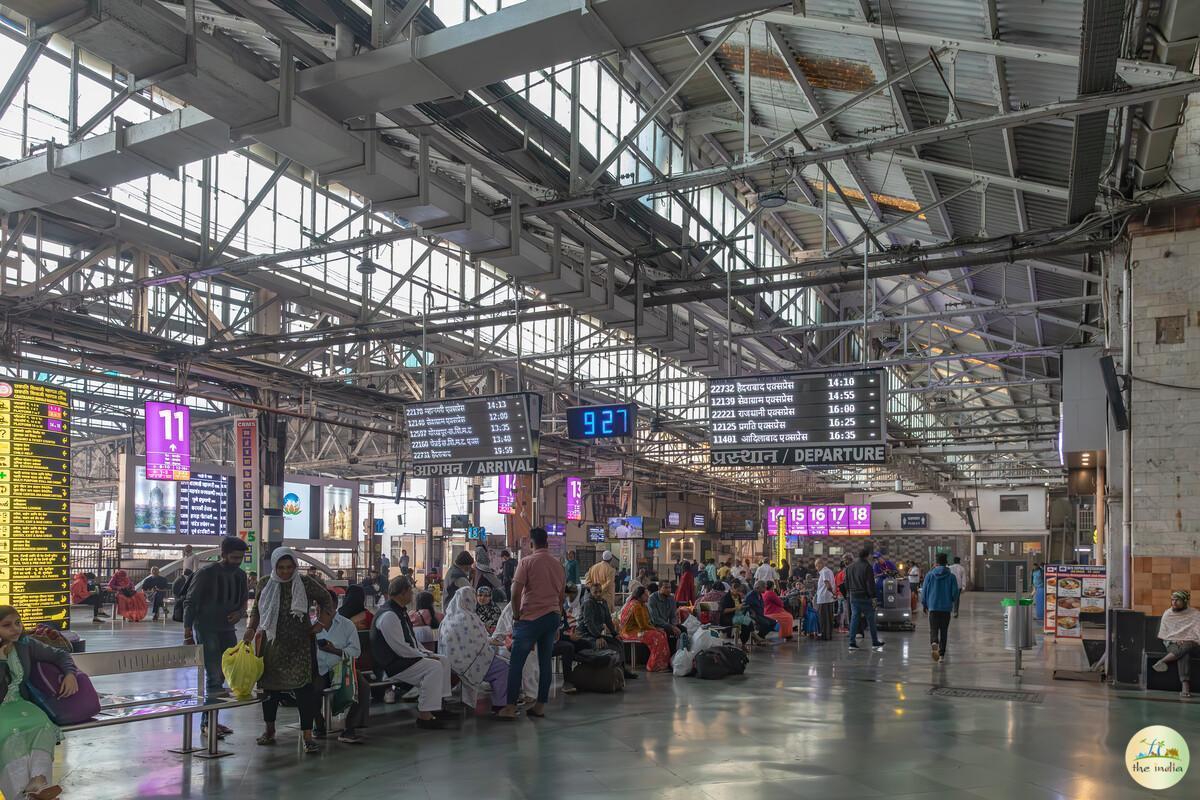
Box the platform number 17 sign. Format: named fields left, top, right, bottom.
left=145, top=401, right=192, bottom=481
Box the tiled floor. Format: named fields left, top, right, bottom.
left=51, top=594, right=1198, bottom=799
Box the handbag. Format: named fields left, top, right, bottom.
left=330, top=655, right=357, bottom=716
left=731, top=611, right=752, bottom=628
left=28, top=660, right=101, bottom=725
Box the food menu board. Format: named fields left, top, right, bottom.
left=709, top=368, right=886, bottom=466
left=0, top=381, right=70, bottom=629
left=405, top=393, right=539, bottom=477
left=1044, top=564, right=1106, bottom=639
left=766, top=504, right=871, bottom=536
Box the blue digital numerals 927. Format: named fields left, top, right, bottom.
left=569, top=404, right=633, bottom=440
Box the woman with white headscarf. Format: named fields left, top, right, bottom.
left=492, top=602, right=538, bottom=702
left=440, top=586, right=510, bottom=712
left=243, top=547, right=333, bottom=753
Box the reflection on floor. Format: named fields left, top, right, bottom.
left=54, top=594, right=1198, bottom=799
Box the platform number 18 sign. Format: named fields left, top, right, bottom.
left=145, top=401, right=192, bottom=481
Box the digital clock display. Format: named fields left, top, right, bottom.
left=566, top=403, right=636, bottom=440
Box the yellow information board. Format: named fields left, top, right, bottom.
left=0, top=381, right=70, bottom=629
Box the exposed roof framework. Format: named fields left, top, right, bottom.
left=0, top=0, right=1191, bottom=501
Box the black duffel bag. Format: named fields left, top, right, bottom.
left=575, top=648, right=621, bottom=668
left=694, top=649, right=730, bottom=680
left=717, top=644, right=749, bottom=675
left=570, top=661, right=625, bottom=693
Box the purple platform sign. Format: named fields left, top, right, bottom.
left=145, top=401, right=191, bottom=480
left=566, top=476, right=583, bottom=521
left=497, top=474, right=516, bottom=515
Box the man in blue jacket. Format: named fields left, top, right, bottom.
left=921, top=553, right=960, bottom=662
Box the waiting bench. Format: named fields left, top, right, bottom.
left=63, top=645, right=259, bottom=759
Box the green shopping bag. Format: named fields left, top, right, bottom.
left=330, top=655, right=357, bottom=716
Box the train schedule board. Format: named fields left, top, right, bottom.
left=709, top=368, right=886, bottom=466
left=0, top=381, right=70, bottom=629
left=405, top=393, right=540, bottom=477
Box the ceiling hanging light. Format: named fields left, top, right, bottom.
left=757, top=189, right=788, bottom=208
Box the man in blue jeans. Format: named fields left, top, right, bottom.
left=183, top=537, right=249, bottom=735
left=497, top=528, right=565, bottom=719
left=844, top=546, right=885, bottom=652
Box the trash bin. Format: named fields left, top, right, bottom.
left=1002, top=598, right=1034, bottom=650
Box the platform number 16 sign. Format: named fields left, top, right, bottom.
left=145, top=401, right=192, bottom=481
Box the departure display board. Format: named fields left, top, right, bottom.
left=405, top=393, right=539, bottom=477
left=178, top=472, right=231, bottom=536
left=709, top=368, right=886, bottom=466
left=766, top=504, right=871, bottom=536
left=0, top=381, right=70, bottom=629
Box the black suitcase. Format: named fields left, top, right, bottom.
left=570, top=661, right=625, bottom=693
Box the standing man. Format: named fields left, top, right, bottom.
left=949, top=556, right=967, bottom=617
left=500, top=550, right=518, bottom=599
left=564, top=550, right=580, bottom=587
left=755, top=559, right=778, bottom=585
left=378, top=550, right=391, bottom=584
left=921, top=553, right=959, bottom=662
left=845, top=547, right=885, bottom=652
left=584, top=550, right=617, bottom=607
left=398, top=549, right=410, bottom=574
left=673, top=557, right=683, bottom=583
left=814, top=557, right=836, bottom=641
left=181, top=544, right=198, bottom=574
left=497, top=528, right=564, bottom=720
left=183, top=536, right=248, bottom=738
left=647, top=582, right=681, bottom=652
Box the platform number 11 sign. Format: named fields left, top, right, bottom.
left=145, top=401, right=192, bottom=481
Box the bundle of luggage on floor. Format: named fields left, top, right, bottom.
left=571, top=647, right=625, bottom=693
left=693, top=644, right=749, bottom=680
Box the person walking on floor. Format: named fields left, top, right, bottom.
left=244, top=547, right=334, bottom=753
left=921, top=553, right=960, bottom=662
left=815, top=557, right=837, bottom=641
left=949, top=557, right=967, bottom=617
left=845, top=547, right=885, bottom=653
left=497, top=527, right=564, bottom=719
left=182, top=536, right=248, bottom=739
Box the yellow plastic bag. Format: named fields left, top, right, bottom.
left=221, top=641, right=263, bottom=700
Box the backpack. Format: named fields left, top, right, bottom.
left=694, top=649, right=730, bottom=680
left=570, top=661, right=624, bottom=693
left=28, top=660, right=101, bottom=725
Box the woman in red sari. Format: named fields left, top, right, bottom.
left=761, top=581, right=794, bottom=639
left=619, top=586, right=670, bottom=672
left=674, top=568, right=696, bottom=609
left=108, top=570, right=148, bottom=622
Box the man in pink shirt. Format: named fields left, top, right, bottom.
left=497, top=527, right=565, bottom=719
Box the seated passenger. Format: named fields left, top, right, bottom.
left=647, top=582, right=682, bottom=652
left=718, top=581, right=753, bottom=648
left=475, top=586, right=502, bottom=631
left=109, top=570, right=148, bottom=622
left=440, top=586, right=509, bottom=713
left=575, top=580, right=637, bottom=680
left=409, top=590, right=443, bottom=651
left=761, top=581, right=794, bottom=640
left=71, top=572, right=106, bottom=623
left=744, top=581, right=777, bottom=643
left=314, top=604, right=369, bottom=743
left=370, top=577, right=457, bottom=729
left=619, top=586, right=670, bottom=672
left=142, top=567, right=171, bottom=621
left=0, top=605, right=79, bottom=800
left=1153, top=589, right=1200, bottom=698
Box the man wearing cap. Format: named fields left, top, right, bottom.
left=584, top=550, right=617, bottom=607
left=1153, top=589, right=1200, bottom=698
left=183, top=536, right=249, bottom=739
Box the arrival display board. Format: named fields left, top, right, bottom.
left=0, top=381, right=70, bottom=629
left=709, top=368, right=886, bottom=465
left=177, top=472, right=230, bottom=536
left=406, top=393, right=539, bottom=477
left=1044, top=564, right=1106, bottom=639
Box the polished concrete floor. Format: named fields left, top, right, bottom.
left=51, top=594, right=1198, bottom=799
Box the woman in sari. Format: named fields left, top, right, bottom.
left=108, top=570, right=148, bottom=622
left=619, top=586, right=670, bottom=672
left=492, top=602, right=538, bottom=701
left=475, top=586, right=501, bottom=632
left=761, top=581, right=794, bottom=640
left=70, top=574, right=105, bottom=623
left=0, top=605, right=79, bottom=800
left=440, top=587, right=509, bottom=713
left=674, top=568, right=696, bottom=620
left=243, top=547, right=333, bottom=753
